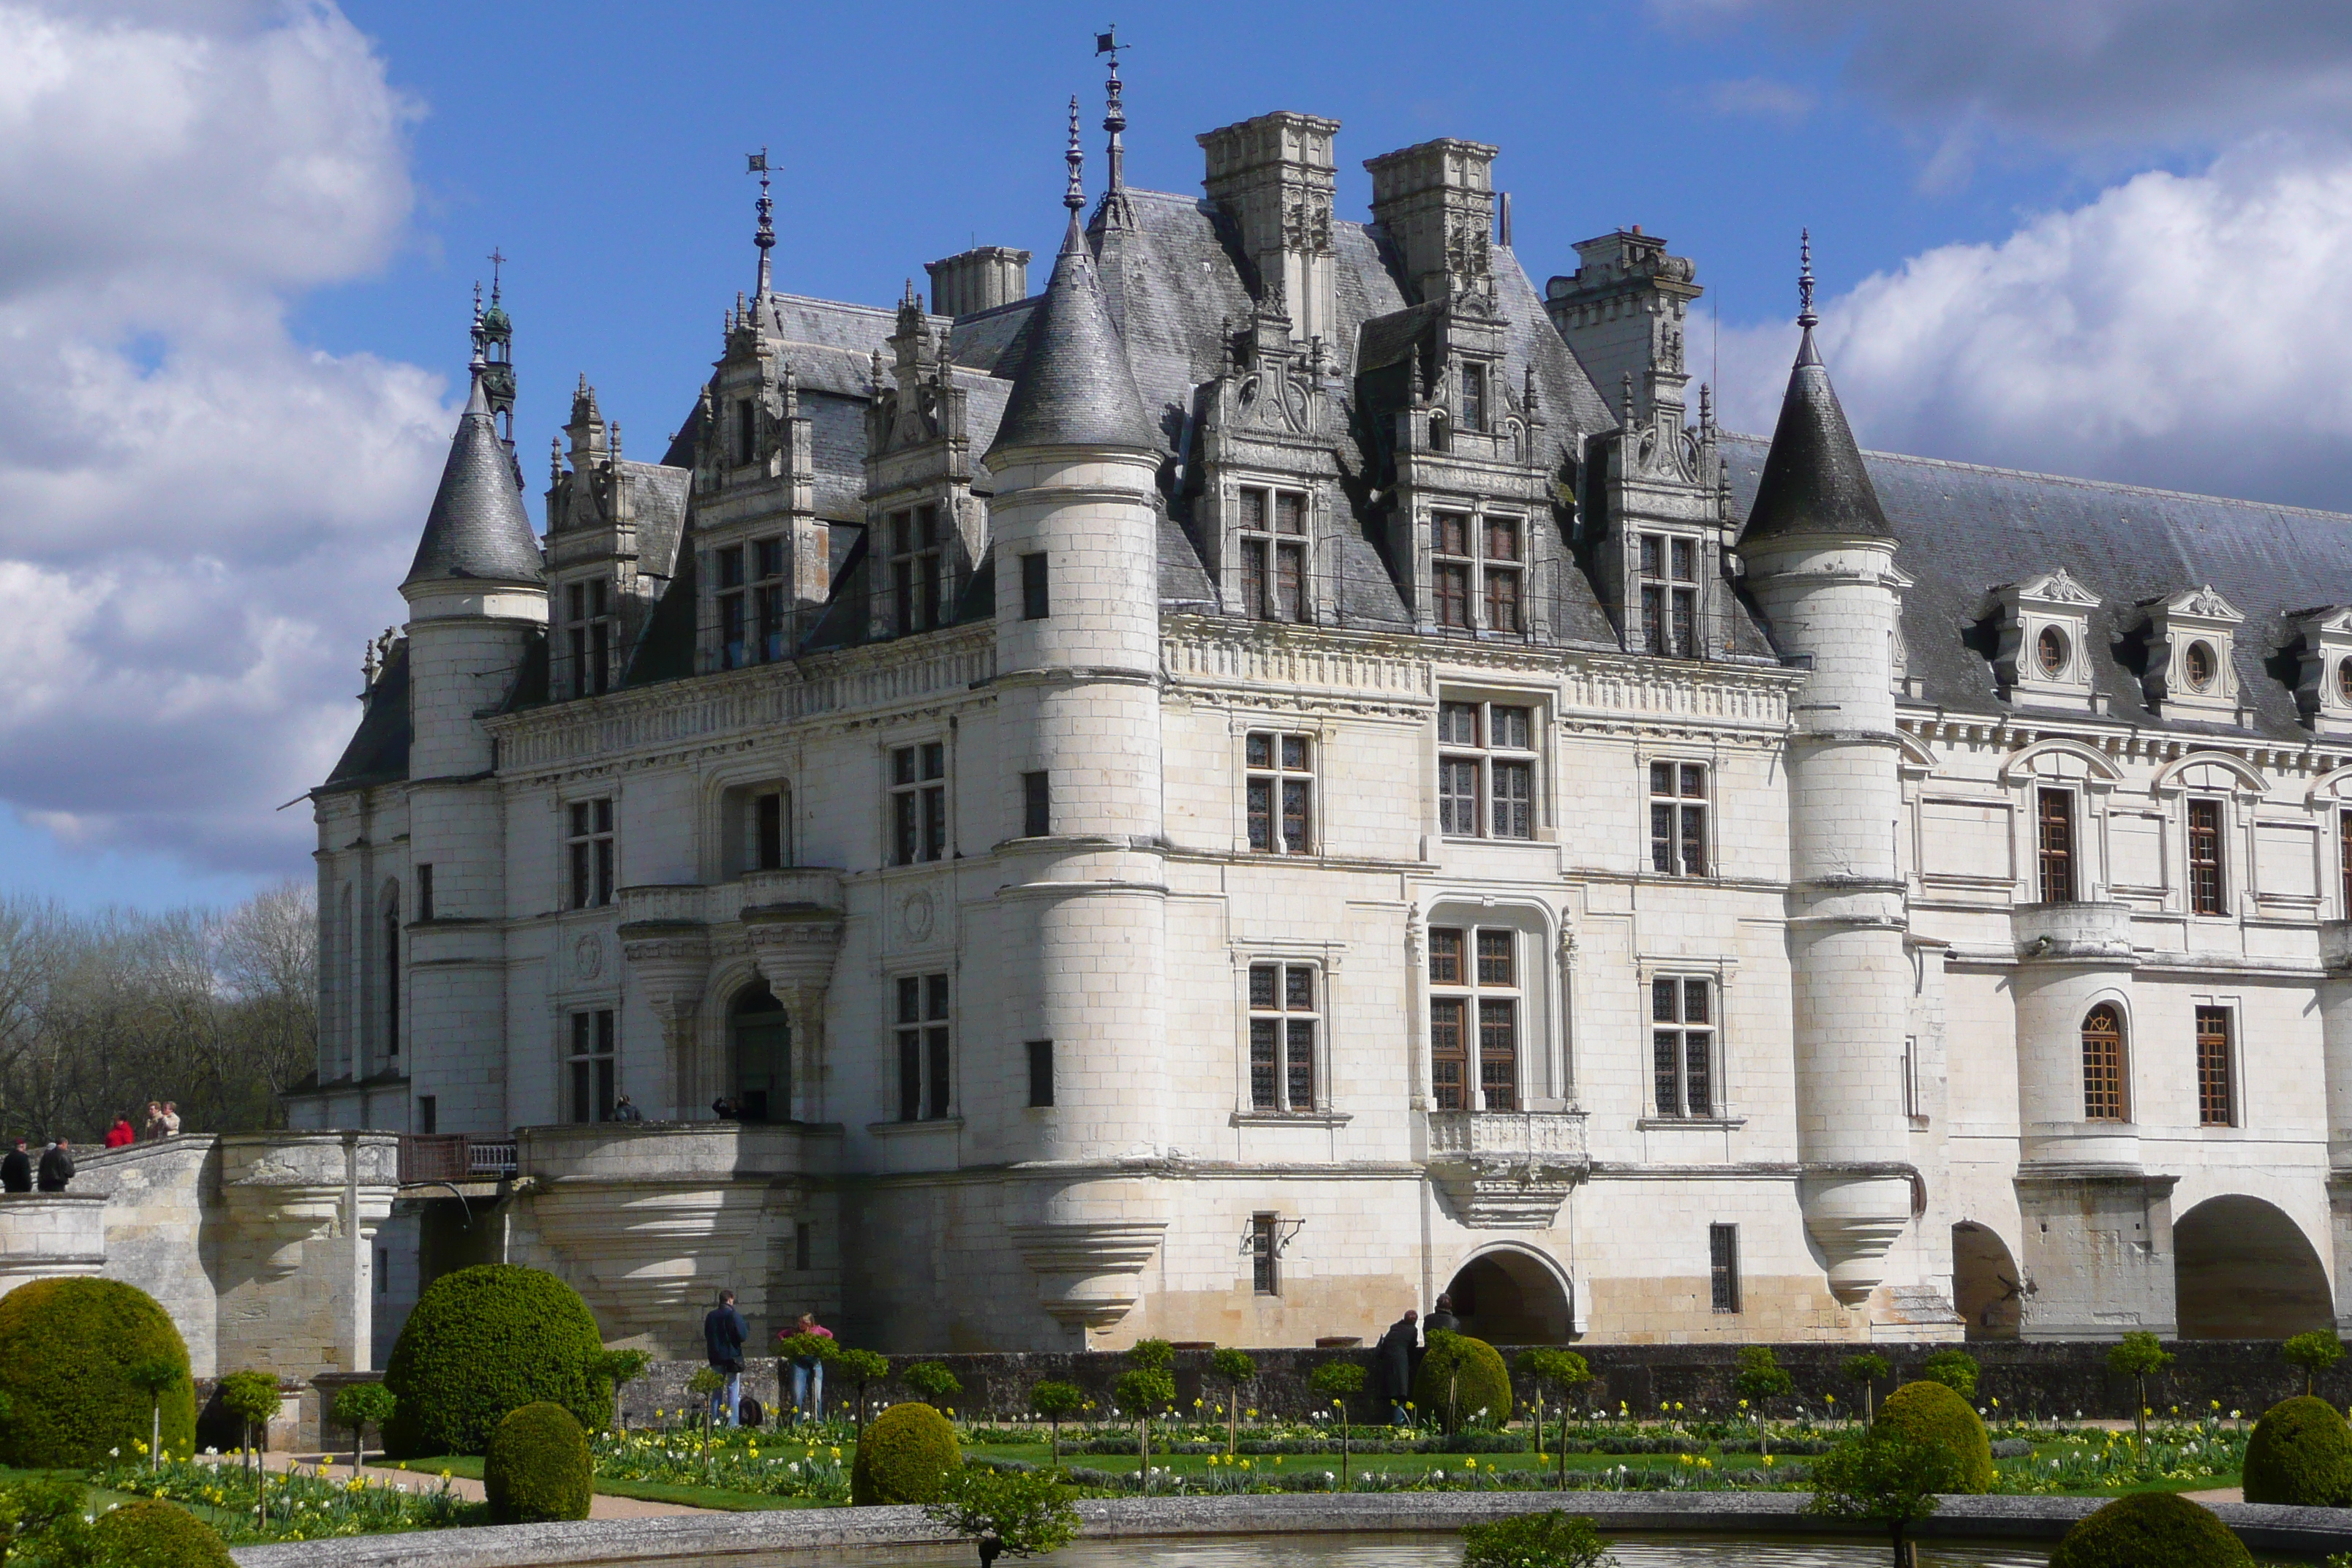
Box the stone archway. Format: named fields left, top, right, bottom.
left=1953, top=1222, right=2024, bottom=1340
left=728, top=982, right=791, bottom=1123
left=1443, top=1245, right=1571, bottom=1345
left=2174, top=1195, right=2332, bottom=1339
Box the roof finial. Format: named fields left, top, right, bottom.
left=748, top=147, right=775, bottom=299
left=467, top=287, right=487, bottom=385
left=1796, top=227, right=1817, bottom=331
left=1096, top=27, right=1126, bottom=198
left=1063, top=95, right=1085, bottom=222
left=488, top=247, right=506, bottom=304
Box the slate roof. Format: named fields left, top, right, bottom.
left=1738, top=328, right=1893, bottom=546
left=620, top=459, right=691, bottom=578
left=987, top=217, right=1158, bottom=459
left=403, top=373, right=545, bottom=591
left=1720, top=432, right=2352, bottom=739
left=321, top=639, right=410, bottom=791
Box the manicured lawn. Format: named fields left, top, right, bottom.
left=403, top=1455, right=823, bottom=1512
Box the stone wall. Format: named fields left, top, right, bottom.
left=616, top=1338, right=2352, bottom=1427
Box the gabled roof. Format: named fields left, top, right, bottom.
left=402, top=372, right=545, bottom=592
left=1738, top=327, right=1892, bottom=546
left=987, top=218, right=1158, bottom=459
left=321, top=640, right=410, bottom=791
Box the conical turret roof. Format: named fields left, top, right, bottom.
left=402, top=371, right=544, bottom=592
left=1739, top=323, right=1892, bottom=546
left=985, top=218, right=1157, bottom=461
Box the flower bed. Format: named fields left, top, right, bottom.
left=90, top=1455, right=475, bottom=1542
left=590, top=1425, right=850, bottom=1501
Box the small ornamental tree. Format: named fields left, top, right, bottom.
left=927, top=1463, right=1082, bottom=1568
left=1918, top=1350, right=1979, bottom=1402
left=2108, top=1332, right=2174, bottom=1442
left=1115, top=1342, right=1176, bottom=1496
left=686, top=1367, right=726, bottom=1481
left=1460, top=1510, right=1616, bottom=1568
left=595, top=1349, right=652, bottom=1432
left=331, top=1382, right=396, bottom=1474
left=1030, top=1379, right=1084, bottom=1468
left=1734, top=1346, right=1795, bottom=1456
left=834, top=1347, right=891, bottom=1439
left=216, top=1371, right=282, bottom=1525
left=2284, top=1332, right=2345, bottom=1398
left=124, top=1357, right=182, bottom=1473
left=1843, top=1353, right=1892, bottom=1425
left=1207, top=1348, right=1256, bottom=1457
left=1810, top=1424, right=1963, bottom=1568
left=1517, top=1349, right=1594, bottom=1490
left=904, top=1360, right=964, bottom=1414
left=1308, top=1361, right=1368, bottom=1485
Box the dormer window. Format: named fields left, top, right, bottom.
left=565, top=578, right=613, bottom=697
left=889, top=505, right=946, bottom=634
left=1986, top=569, right=2100, bottom=712
left=715, top=538, right=787, bottom=671
left=1430, top=509, right=1523, bottom=634
left=1239, top=487, right=1310, bottom=622
left=1459, top=362, right=1488, bottom=431
left=1638, top=532, right=1698, bottom=657
left=2138, top=584, right=2243, bottom=721
left=735, top=398, right=756, bottom=466
left=2290, top=606, right=2352, bottom=736
left=2036, top=625, right=2068, bottom=678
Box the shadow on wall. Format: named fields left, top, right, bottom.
left=2174, top=1194, right=2332, bottom=1339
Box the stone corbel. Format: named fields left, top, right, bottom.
left=1006, top=1220, right=1169, bottom=1333
left=620, top=922, right=711, bottom=1119
left=745, top=907, right=843, bottom=1125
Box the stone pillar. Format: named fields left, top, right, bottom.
left=745, top=908, right=843, bottom=1126
left=621, top=923, right=712, bottom=1121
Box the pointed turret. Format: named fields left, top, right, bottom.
left=1739, top=232, right=1890, bottom=545
left=402, top=359, right=544, bottom=592
left=987, top=105, right=1156, bottom=462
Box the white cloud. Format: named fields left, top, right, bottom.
left=0, top=1, right=451, bottom=875
left=1714, top=137, right=2352, bottom=510
left=1703, top=77, right=1816, bottom=124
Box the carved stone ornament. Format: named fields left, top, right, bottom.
left=1006, top=1220, right=1169, bottom=1330
left=900, top=889, right=935, bottom=943
left=1424, top=1111, right=1589, bottom=1229
left=573, top=932, right=605, bottom=982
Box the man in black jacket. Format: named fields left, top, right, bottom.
left=35, top=1138, right=73, bottom=1192
left=702, top=1288, right=748, bottom=1428
left=1, top=1138, right=30, bottom=1193
left=1376, top=1310, right=1419, bottom=1425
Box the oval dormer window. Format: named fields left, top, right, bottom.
left=2184, top=641, right=2217, bottom=691
left=2338, top=659, right=2352, bottom=706
left=2036, top=625, right=2070, bottom=678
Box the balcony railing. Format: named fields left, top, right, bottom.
left=397, top=1135, right=517, bottom=1186
left=1425, top=1109, right=1588, bottom=1162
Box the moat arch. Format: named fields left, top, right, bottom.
left=2174, top=1194, right=2332, bottom=1339
left=1952, top=1221, right=2024, bottom=1340
left=1442, top=1243, right=1572, bottom=1346
left=727, top=980, right=791, bottom=1123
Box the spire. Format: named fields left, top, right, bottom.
left=403, top=306, right=544, bottom=593
left=748, top=147, right=776, bottom=299
left=1063, top=96, right=1085, bottom=225
left=1740, top=233, right=1892, bottom=546
left=985, top=124, right=1156, bottom=461
left=1094, top=28, right=1134, bottom=230
left=474, top=249, right=516, bottom=440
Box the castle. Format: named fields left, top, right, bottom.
left=268, top=74, right=2352, bottom=1365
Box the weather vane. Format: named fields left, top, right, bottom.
left=747, top=147, right=775, bottom=297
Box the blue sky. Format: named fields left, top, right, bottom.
left=6, top=0, right=2352, bottom=912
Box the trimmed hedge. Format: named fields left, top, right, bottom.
left=1875, top=1379, right=1991, bottom=1493
left=88, top=1498, right=235, bottom=1568
left=2048, top=1490, right=2253, bottom=1568
left=1412, top=1333, right=1512, bottom=1433
left=2242, top=1394, right=2352, bottom=1507
left=851, top=1401, right=960, bottom=1505
left=382, top=1264, right=608, bottom=1458
left=0, top=1277, right=195, bottom=1467
left=483, top=1401, right=592, bottom=1524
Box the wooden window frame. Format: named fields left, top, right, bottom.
left=567, top=797, right=615, bottom=910
left=887, top=505, right=946, bottom=635
left=888, top=742, right=948, bottom=867
left=1428, top=925, right=1520, bottom=1112
left=567, top=1007, right=616, bottom=1124
left=1651, top=975, right=1716, bottom=1119
left=1251, top=1212, right=1280, bottom=1295
left=1636, top=532, right=1700, bottom=657
left=2187, top=796, right=2227, bottom=916
left=1437, top=698, right=1539, bottom=841
left=2195, top=1004, right=2235, bottom=1128
left=2081, top=1002, right=2129, bottom=1123
left=1237, top=486, right=1311, bottom=623
left=894, top=973, right=952, bottom=1122
left=2036, top=788, right=2076, bottom=904
left=1648, top=761, right=1711, bottom=877
left=1247, top=961, right=1320, bottom=1114
left=1245, top=731, right=1314, bottom=855
left=565, top=576, right=615, bottom=696
left=1709, top=1223, right=1741, bottom=1314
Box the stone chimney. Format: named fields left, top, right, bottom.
left=1363, top=137, right=1498, bottom=304
left=1545, top=228, right=1702, bottom=426
left=924, top=246, right=1032, bottom=317
left=1197, top=110, right=1341, bottom=344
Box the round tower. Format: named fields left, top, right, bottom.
left=1738, top=240, right=1915, bottom=1306
left=397, top=321, right=547, bottom=1134
left=984, top=116, right=1172, bottom=1346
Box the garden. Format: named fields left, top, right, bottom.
left=4, top=1266, right=2352, bottom=1566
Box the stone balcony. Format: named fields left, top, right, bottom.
left=516, top=1119, right=841, bottom=1185
left=1423, top=1109, right=1590, bottom=1229
left=2011, top=900, right=2138, bottom=965
left=617, top=869, right=846, bottom=931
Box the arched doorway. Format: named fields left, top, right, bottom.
left=728, top=983, right=791, bottom=1123
left=2174, top=1195, right=2332, bottom=1338
left=1952, top=1222, right=2024, bottom=1340
left=1442, top=1246, right=1571, bottom=1345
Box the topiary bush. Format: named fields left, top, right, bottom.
left=0, top=1277, right=195, bottom=1467
left=2242, top=1394, right=2352, bottom=1506
left=483, top=1401, right=592, bottom=1524
left=1411, top=1331, right=1512, bottom=1433
left=2048, top=1490, right=2253, bottom=1568
left=1874, top=1379, right=1991, bottom=1493
left=382, top=1264, right=608, bottom=1457
left=1461, top=1509, right=1614, bottom=1568
left=88, top=1497, right=235, bottom=1568
left=851, top=1401, right=962, bottom=1505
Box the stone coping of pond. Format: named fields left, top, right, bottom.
left=226, top=1490, right=2352, bottom=1568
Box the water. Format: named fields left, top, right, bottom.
left=856, top=1534, right=2046, bottom=1567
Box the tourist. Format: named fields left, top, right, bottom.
left=1375, top=1310, right=1418, bottom=1425
left=784, top=1311, right=833, bottom=1424
left=143, top=1101, right=165, bottom=1140
left=1, top=1138, right=30, bottom=1193
left=104, top=1115, right=136, bottom=1149
left=35, top=1138, right=74, bottom=1192
left=612, top=1094, right=643, bottom=1123
left=1422, top=1292, right=1459, bottom=1337
left=160, top=1102, right=181, bottom=1137
left=702, top=1288, right=747, bottom=1428
left=710, top=1095, right=741, bottom=1121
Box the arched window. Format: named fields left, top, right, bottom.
left=2081, top=1003, right=2127, bottom=1121
left=380, top=881, right=402, bottom=1064
left=728, top=983, right=791, bottom=1123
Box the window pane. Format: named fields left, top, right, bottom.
left=1249, top=964, right=1277, bottom=1011
left=921, top=743, right=945, bottom=781
left=596, top=1010, right=614, bottom=1054
left=595, top=841, right=614, bottom=905
left=1276, top=543, right=1305, bottom=621
left=1683, top=979, right=1709, bottom=1025
left=1244, top=540, right=1267, bottom=617
left=1485, top=568, right=1520, bottom=633
left=1436, top=512, right=1469, bottom=557
left=1281, top=780, right=1311, bottom=853
left=1485, top=516, right=1520, bottom=562
left=1246, top=778, right=1273, bottom=851
left=1651, top=802, right=1676, bottom=874
left=2196, top=1006, right=2233, bottom=1126
left=1672, top=587, right=1695, bottom=656
left=1640, top=584, right=1665, bottom=654
left=572, top=1011, right=589, bottom=1052
left=1654, top=1030, right=1681, bottom=1116
left=2188, top=799, right=2225, bottom=915
left=1430, top=999, right=1467, bottom=1110
left=1281, top=735, right=1309, bottom=772
left=1286, top=1019, right=1315, bottom=1110
left=1436, top=563, right=1471, bottom=627
left=2081, top=1003, right=2126, bottom=1121
left=899, top=1031, right=922, bottom=1121
left=1652, top=978, right=1677, bottom=1023
left=927, top=1025, right=951, bottom=1119
left=1476, top=929, right=1513, bottom=987
left=893, top=747, right=916, bottom=786
left=595, top=799, right=612, bottom=833
left=1250, top=1019, right=1278, bottom=1109
left=2038, top=790, right=2075, bottom=903
left=1440, top=758, right=1481, bottom=836
left=1639, top=535, right=1662, bottom=577
left=927, top=973, right=950, bottom=1022
left=922, top=787, right=946, bottom=860
left=1478, top=998, right=1516, bottom=1112
left=1429, top=928, right=1463, bottom=986
left=757, top=538, right=784, bottom=578
left=1275, top=491, right=1305, bottom=535
left=898, top=976, right=922, bottom=1025
left=1284, top=965, right=1314, bottom=1012
left=1650, top=762, right=1673, bottom=796
left=1681, top=804, right=1708, bottom=877
left=893, top=794, right=917, bottom=865
left=1670, top=537, right=1695, bottom=581
left=1239, top=489, right=1265, bottom=532
left=1245, top=733, right=1273, bottom=769
left=1684, top=1033, right=1711, bottom=1116
left=1439, top=703, right=1480, bottom=747
left=1680, top=764, right=1705, bottom=799
left=1491, top=761, right=1534, bottom=839
left=1492, top=707, right=1531, bottom=750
